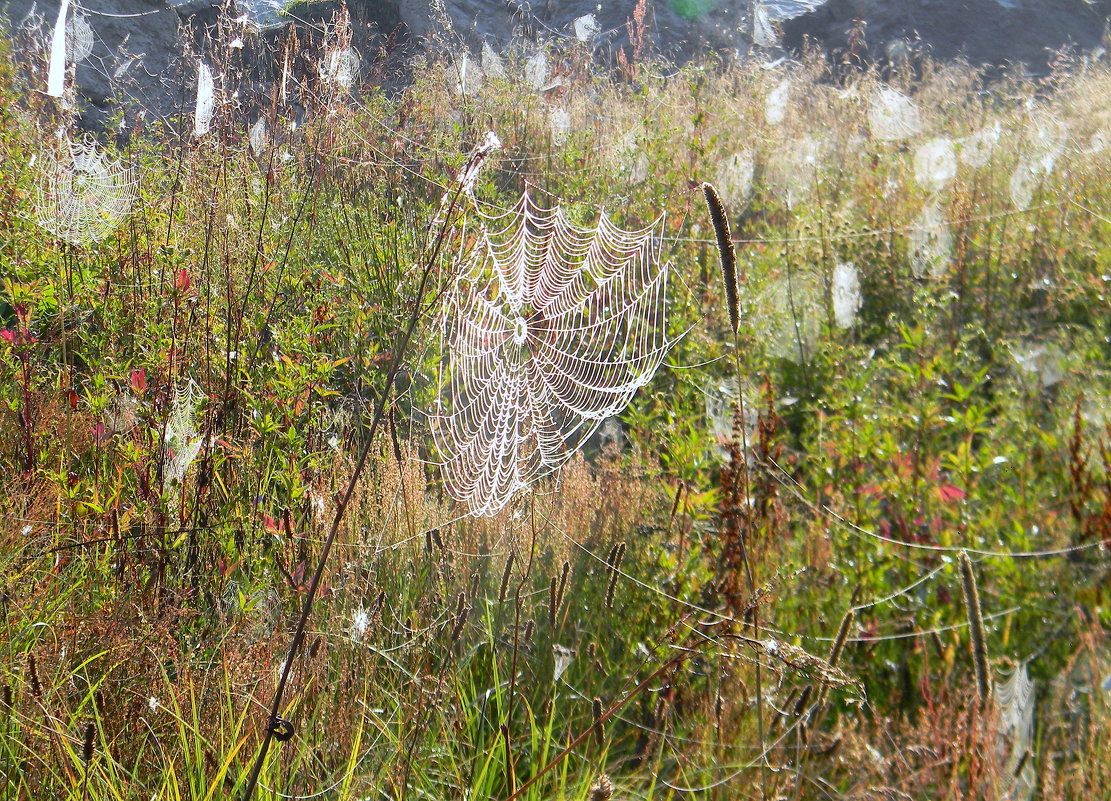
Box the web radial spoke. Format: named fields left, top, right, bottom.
left=431, top=191, right=675, bottom=516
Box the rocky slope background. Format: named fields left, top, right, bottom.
left=0, top=0, right=1109, bottom=128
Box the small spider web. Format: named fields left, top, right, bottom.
left=430, top=191, right=675, bottom=516
left=34, top=136, right=135, bottom=245
left=163, top=379, right=206, bottom=486
left=65, top=12, right=93, bottom=64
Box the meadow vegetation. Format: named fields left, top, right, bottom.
left=0, top=19, right=1109, bottom=801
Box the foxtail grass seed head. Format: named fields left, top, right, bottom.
left=450, top=591, right=468, bottom=643
left=779, top=686, right=799, bottom=722
left=1, top=683, right=11, bottom=710
left=828, top=609, right=854, bottom=668
left=605, top=542, right=626, bottom=609
left=701, top=182, right=739, bottom=335
left=82, top=721, right=95, bottom=763
left=27, top=653, right=42, bottom=698
left=592, top=697, right=605, bottom=746
left=959, top=550, right=991, bottom=702
left=499, top=550, right=515, bottom=603
left=792, top=684, right=812, bottom=718
left=589, top=773, right=614, bottom=801
left=522, top=619, right=534, bottom=642
left=431, top=528, right=445, bottom=552
left=815, top=608, right=856, bottom=709
left=556, top=560, right=570, bottom=608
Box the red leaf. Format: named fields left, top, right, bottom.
left=130, top=367, right=147, bottom=394
left=938, top=484, right=966, bottom=503
left=175, top=268, right=191, bottom=293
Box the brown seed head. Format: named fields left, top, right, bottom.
left=589, top=773, right=614, bottom=801
left=701, top=182, right=739, bottom=335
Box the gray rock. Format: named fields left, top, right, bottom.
left=782, top=0, right=1111, bottom=73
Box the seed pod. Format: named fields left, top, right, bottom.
left=702, top=182, right=739, bottom=335
left=959, top=551, right=991, bottom=702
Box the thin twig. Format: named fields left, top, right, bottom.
left=239, top=181, right=468, bottom=801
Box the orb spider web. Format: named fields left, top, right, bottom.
left=430, top=191, right=675, bottom=517
left=34, top=136, right=135, bottom=245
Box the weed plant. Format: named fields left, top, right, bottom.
left=0, top=21, right=1109, bottom=801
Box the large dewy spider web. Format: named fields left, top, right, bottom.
left=34, top=136, right=135, bottom=245
left=431, top=191, right=675, bottom=516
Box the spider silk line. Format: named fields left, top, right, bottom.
left=334, top=90, right=1088, bottom=242
left=537, top=507, right=1009, bottom=647
left=556, top=672, right=808, bottom=754
left=71, top=3, right=171, bottom=18
left=336, top=132, right=1079, bottom=248
left=673, top=198, right=1071, bottom=246
left=763, top=454, right=1106, bottom=560
left=666, top=615, right=1006, bottom=797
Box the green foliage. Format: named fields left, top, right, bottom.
left=0, top=28, right=1108, bottom=801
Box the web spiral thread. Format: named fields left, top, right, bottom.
left=431, top=192, right=674, bottom=516
left=34, top=136, right=135, bottom=245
